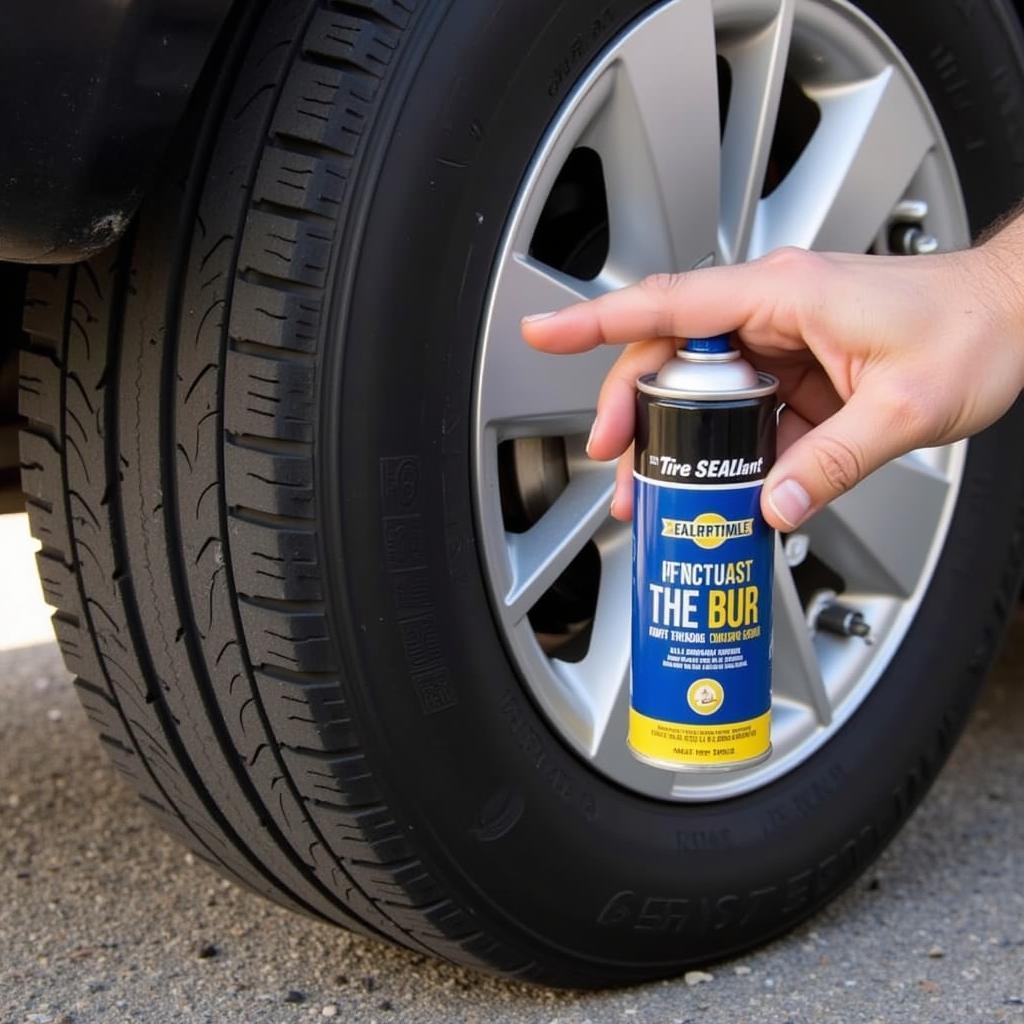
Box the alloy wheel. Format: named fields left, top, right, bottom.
left=473, top=0, right=969, bottom=801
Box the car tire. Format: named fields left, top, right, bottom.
left=19, top=0, right=1024, bottom=987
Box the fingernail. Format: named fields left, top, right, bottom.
left=522, top=311, right=558, bottom=323
left=586, top=414, right=601, bottom=457
left=768, top=479, right=812, bottom=529
left=609, top=497, right=618, bottom=518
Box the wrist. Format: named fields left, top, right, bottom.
left=967, top=227, right=1024, bottom=382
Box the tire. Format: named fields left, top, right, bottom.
left=18, top=0, right=1024, bottom=987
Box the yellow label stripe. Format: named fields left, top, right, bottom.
left=628, top=708, right=771, bottom=765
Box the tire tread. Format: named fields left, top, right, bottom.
left=20, top=0, right=532, bottom=977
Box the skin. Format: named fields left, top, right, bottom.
left=521, top=212, right=1024, bottom=531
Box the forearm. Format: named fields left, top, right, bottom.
left=974, top=205, right=1024, bottom=350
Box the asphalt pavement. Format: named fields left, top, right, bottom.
left=4, top=512, right=1024, bottom=1024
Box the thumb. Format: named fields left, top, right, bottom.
left=762, top=392, right=909, bottom=531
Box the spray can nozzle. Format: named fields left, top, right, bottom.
left=684, top=335, right=732, bottom=355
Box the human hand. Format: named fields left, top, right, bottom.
left=521, top=241, right=1024, bottom=531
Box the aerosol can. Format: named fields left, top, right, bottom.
left=629, top=336, right=779, bottom=771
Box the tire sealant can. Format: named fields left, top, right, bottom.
left=629, top=336, right=779, bottom=771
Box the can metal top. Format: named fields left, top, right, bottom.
left=638, top=337, right=778, bottom=401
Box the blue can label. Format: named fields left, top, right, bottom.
left=629, top=472, right=774, bottom=767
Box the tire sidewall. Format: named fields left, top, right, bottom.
left=319, top=0, right=1024, bottom=978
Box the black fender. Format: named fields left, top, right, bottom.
left=0, top=0, right=234, bottom=264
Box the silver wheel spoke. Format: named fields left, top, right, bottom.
left=480, top=255, right=614, bottom=434
left=561, top=522, right=632, bottom=757
left=718, top=0, right=796, bottom=263
left=583, top=0, right=721, bottom=278
left=772, top=538, right=831, bottom=725
left=505, top=464, right=615, bottom=623
left=750, top=66, right=936, bottom=256
left=803, top=452, right=953, bottom=598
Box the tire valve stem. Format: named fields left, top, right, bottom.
left=890, top=223, right=940, bottom=256
left=815, top=602, right=872, bottom=644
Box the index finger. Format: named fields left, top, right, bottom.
left=520, top=261, right=781, bottom=353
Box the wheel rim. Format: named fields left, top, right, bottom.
left=472, top=0, right=969, bottom=801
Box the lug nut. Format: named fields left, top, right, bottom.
left=815, top=602, right=871, bottom=640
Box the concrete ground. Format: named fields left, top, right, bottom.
left=3, top=510, right=1024, bottom=1024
